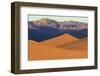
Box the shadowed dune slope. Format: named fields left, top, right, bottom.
left=58, top=38, right=88, bottom=50
left=39, top=34, right=79, bottom=47
left=28, top=40, right=87, bottom=60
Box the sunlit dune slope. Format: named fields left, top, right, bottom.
left=28, top=40, right=87, bottom=60
left=39, top=34, right=79, bottom=47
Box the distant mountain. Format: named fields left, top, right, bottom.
left=59, top=21, right=87, bottom=30
left=28, top=18, right=88, bottom=42
left=31, top=18, right=87, bottom=30
left=32, top=18, right=60, bottom=28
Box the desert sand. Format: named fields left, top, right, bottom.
left=59, top=38, right=87, bottom=50
left=28, top=34, right=88, bottom=60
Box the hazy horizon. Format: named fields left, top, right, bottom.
left=28, top=15, right=88, bottom=23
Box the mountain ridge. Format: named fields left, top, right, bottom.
left=28, top=18, right=88, bottom=42
left=30, top=18, right=87, bottom=30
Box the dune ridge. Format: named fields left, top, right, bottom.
left=39, top=34, right=79, bottom=47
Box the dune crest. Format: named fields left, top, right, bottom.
left=39, top=34, right=79, bottom=47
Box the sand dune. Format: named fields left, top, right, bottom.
left=58, top=38, right=88, bottom=50
left=39, top=34, right=79, bottom=47
left=28, top=40, right=87, bottom=60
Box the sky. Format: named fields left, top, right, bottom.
left=28, top=15, right=88, bottom=23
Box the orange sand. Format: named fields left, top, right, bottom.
left=28, top=37, right=88, bottom=60
left=59, top=38, right=88, bottom=50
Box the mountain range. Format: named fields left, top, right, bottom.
left=28, top=18, right=88, bottom=42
